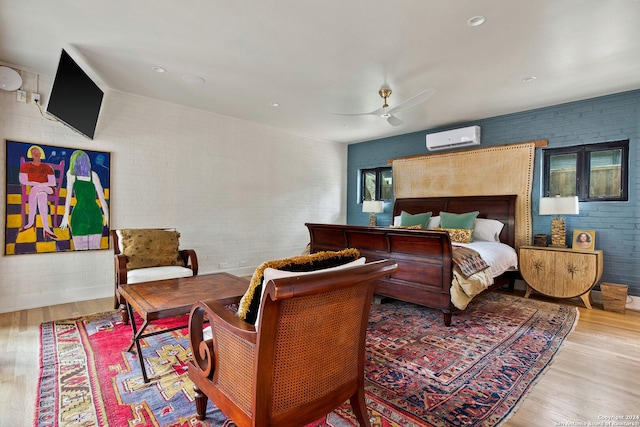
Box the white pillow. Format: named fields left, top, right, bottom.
left=427, top=215, right=440, bottom=229
left=262, top=257, right=366, bottom=283
left=255, top=257, right=367, bottom=327
left=472, top=218, right=504, bottom=242
left=393, top=215, right=402, bottom=226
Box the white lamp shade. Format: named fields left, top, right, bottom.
left=362, top=200, right=384, bottom=213
left=539, top=196, right=579, bottom=215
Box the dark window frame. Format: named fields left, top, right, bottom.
left=543, top=140, right=629, bottom=202
left=360, top=166, right=393, bottom=202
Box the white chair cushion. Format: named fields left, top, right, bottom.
left=203, top=326, right=212, bottom=341
left=126, top=266, right=193, bottom=284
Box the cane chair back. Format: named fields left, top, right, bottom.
left=188, top=259, right=398, bottom=427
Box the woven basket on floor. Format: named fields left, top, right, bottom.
left=600, top=283, right=628, bottom=313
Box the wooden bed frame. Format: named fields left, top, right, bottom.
left=306, top=195, right=518, bottom=326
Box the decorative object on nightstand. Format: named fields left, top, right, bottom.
left=519, top=245, right=603, bottom=309
left=539, top=196, right=579, bottom=247
left=363, top=200, right=384, bottom=226
left=533, top=233, right=548, bottom=247
left=572, top=229, right=595, bottom=251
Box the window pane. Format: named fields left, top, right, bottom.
left=380, top=169, right=393, bottom=200
left=363, top=170, right=376, bottom=201
left=589, top=149, right=622, bottom=198
left=543, top=140, right=628, bottom=202
left=549, top=153, right=577, bottom=197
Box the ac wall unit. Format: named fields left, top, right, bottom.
left=426, top=125, right=481, bottom=151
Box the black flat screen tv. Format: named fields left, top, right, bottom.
left=46, top=49, right=104, bottom=140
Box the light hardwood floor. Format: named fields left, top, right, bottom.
left=1, top=291, right=638, bottom=427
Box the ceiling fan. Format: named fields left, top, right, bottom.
left=337, top=87, right=436, bottom=126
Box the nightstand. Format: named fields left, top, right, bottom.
left=519, top=245, right=603, bottom=309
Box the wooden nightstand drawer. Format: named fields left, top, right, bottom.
left=519, top=245, right=603, bottom=309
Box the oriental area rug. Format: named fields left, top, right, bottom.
left=35, top=292, right=578, bottom=427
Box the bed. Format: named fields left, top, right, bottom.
left=305, top=195, right=519, bottom=326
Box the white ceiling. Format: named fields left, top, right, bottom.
left=1, top=0, right=639, bottom=144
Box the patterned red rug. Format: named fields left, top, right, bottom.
left=34, top=292, right=578, bottom=426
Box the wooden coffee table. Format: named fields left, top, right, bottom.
left=118, top=273, right=249, bottom=383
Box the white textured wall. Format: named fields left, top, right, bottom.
left=0, top=70, right=347, bottom=313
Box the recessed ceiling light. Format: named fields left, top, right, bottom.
left=521, top=76, right=537, bottom=83
left=182, top=74, right=205, bottom=84
left=151, top=66, right=166, bottom=73
left=270, top=102, right=280, bottom=107
left=467, top=16, right=487, bottom=27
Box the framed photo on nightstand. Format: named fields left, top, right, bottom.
left=572, top=230, right=595, bottom=251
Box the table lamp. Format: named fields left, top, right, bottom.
left=362, top=200, right=384, bottom=226
left=539, top=196, right=579, bottom=247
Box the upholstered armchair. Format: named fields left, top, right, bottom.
left=111, top=228, right=198, bottom=324
left=188, top=258, right=397, bottom=427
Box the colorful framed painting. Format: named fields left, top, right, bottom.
left=4, top=140, right=111, bottom=255
left=572, top=230, right=595, bottom=251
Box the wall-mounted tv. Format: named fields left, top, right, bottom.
left=46, top=49, right=104, bottom=140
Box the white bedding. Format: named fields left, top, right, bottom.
left=449, top=241, right=518, bottom=310
left=454, top=241, right=518, bottom=278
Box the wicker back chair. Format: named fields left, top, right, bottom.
left=188, top=259, right=397, bottom=427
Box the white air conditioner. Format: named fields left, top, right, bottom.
left=426, top=125, right=481, bottom=151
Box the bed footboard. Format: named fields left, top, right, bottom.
left=305, top=223, right=455, bottom=325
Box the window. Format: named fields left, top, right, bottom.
left=543, top=140, right=628, bottom=201
left=361, top=167, right=392, bottom=202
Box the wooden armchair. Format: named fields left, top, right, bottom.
left=188, top=259, right=397, bottom=427
left=111, top=228, right=198, bottom=324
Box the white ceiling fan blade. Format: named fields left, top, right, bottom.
left=333, top=107, right=384, bottom=117
left=386, top=115, right=403, bottom=126
left=387, top=88, right=436, bottom=115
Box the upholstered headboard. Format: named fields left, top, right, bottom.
left=393, top=195, right=517, bottom=248
left=391, top=142, right=536, bottom=249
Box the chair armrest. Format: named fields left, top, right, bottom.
left=208, top=294, right=244, bottom=307
left=189, top=299, right=256, bottom=378
left=114, top=254, right=128, bottom=285
left=180, top=249, right=199, bottom=275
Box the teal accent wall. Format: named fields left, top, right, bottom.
left=347, top=89, right=639, bottom=296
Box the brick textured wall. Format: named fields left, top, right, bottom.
left=348, top=90, right=639, bottom=296
left=0, top=70, right=347, bottom=313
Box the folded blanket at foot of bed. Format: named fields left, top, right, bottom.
left=450, top=246, right=492, bottom=310
left=452, top=246, right=489, bottom=277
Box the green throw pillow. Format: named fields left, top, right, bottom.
left=400, top=211, right=432, bottom=229
left=439, top=211, right=479, bottom=230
